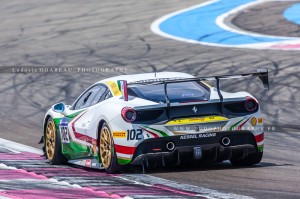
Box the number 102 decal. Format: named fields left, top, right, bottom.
left=127, top=129, right=143, bottom=140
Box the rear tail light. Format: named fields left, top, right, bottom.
left=223, top=97, right=259, bottom=114
left=121, top=107, right=136, bottom=122
left=245, top=97, right=258, bottom=112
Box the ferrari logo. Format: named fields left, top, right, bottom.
left=192, top=106, right=197, bottom=113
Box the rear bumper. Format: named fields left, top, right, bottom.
left=131, top=130, right=258, bottom=165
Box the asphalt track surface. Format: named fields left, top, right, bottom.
left=231, top=1, right=300, bottom=37
left=0, top=0, right=299, bottom=199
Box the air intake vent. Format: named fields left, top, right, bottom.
left=135, top=110, right=164, bottom=122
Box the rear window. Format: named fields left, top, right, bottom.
left=128, top=81, right=210, bottom=103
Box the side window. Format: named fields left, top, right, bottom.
left=90, top=86, right=107, bottom=106
left=74, top=85, right=106, bottom=110
left=74, top=91, right=92, bottom=110
left=103, top=91, right=112, bottom=100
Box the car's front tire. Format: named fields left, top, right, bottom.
left=45, top=117, right=67, bottom=165
left=99, top=123, right=120, bottom=173
left=230, top=151, right=263, bottom=166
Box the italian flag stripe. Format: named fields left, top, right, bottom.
left=257, top=145, right=264, bottom=152
left=145, top=126, right=168, bottom=137
left=255, top=133, right=264, bottom=143
left=115, top=144, right=136, bottom=155
left=229, top=118, right=244, bottom=131
left=117, top=157, right=131, bottom=164
left=140, top=127, right=159, bottom=138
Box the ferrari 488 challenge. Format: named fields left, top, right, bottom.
left=41, top=70, right=268, bottom=173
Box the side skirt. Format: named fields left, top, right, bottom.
left=68, top=157, right=104, bottom=169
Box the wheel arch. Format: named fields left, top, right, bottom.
left=97, top=119, right=106, bottom=139
left=41, top=114, right=52, bottom=152
left=43, top=115, right=52, bottom=134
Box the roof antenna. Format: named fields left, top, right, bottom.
left=154, top=68, right=157, bottom=77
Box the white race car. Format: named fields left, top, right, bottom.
left=41, top=70, right=268, bottom=173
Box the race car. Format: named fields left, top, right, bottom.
left=41, top=70, right=268, bottom=173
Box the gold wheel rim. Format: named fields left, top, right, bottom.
left=100, top=126, right=112, bottom=169
left=45, top=120, right=56, bottom=161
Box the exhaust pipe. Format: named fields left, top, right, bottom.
left=221, top=137, right=231, bottom=146
left=166, top=142, right=175, bottom=151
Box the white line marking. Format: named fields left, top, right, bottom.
left=150, top=0, right=300, bottom=50
left=0, top=178, right=82, bottom=189
left=0, top=163, right=17, bottom=170
left=122, top=174, right=254, bottom=199
left=0, top=195, right=12, bottom=199
left=0, top=138, right=43, bottom=155
left=0, top=163, right=82, bottom=189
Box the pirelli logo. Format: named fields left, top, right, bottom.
left=113, top=132, right=127, bottom=138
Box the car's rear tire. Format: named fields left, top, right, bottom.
left=99, top=123, right=121, bottom=173
left=45, top=117, right=67, bottom=165
left=230, top=151, right=263, bottom=166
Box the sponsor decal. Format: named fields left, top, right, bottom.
left=85, top=159, right=92, bottom=167
left=258, top=117, right=263, bottom=124
left=251, top=117, right=257, bottom=126
left=106, top=81, right=122, bottom=96
left=69, top=158, right=102, bottom=169
left=113, top=132, right=127, bottom=138
left=73, top=160, right=86, bottom=166
left=180, top=133, right=216, bottom=140
left=167, top=116, right=228, bottom=125
left=59, top=118, right=70, bottom=144
left=92, top=145, right=98, bottom=155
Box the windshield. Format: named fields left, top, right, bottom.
left=128, top=81, right=210, bottom=103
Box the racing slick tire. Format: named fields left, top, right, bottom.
left=99, top=123, right=121, bottom=173
left=230, top=151, right=263, bottom=166
left=45, top=117, right=67, bottom=165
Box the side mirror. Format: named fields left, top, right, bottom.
left=52, top=102, right=66, bottom=114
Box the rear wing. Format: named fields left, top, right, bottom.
left=118, top=68, right=269, bottom=101
left=117, top=69, right=268, bottom=118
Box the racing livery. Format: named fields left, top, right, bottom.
left=41, top=70, right=268, bottom=173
